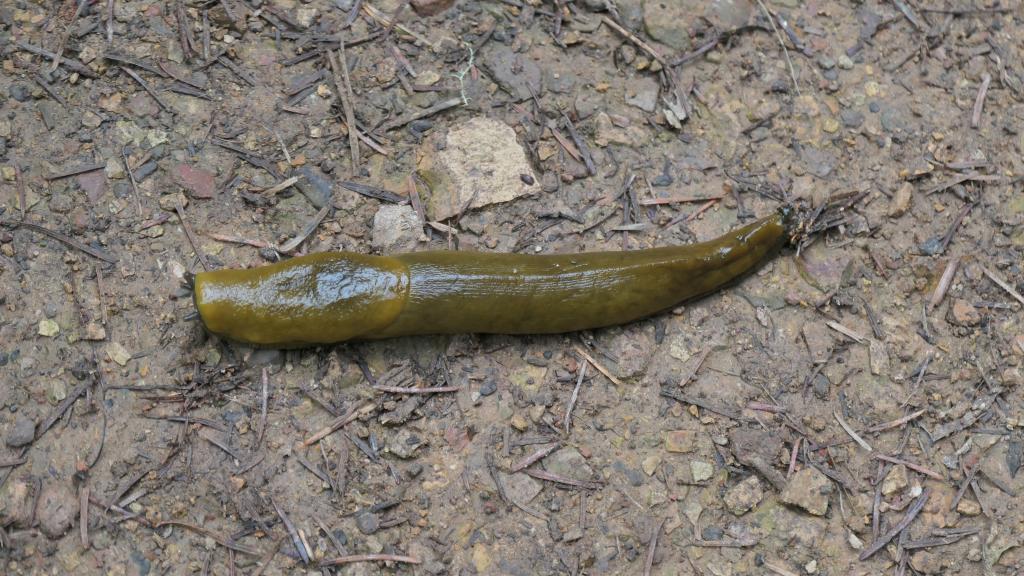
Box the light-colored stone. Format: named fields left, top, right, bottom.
left=781, top=467, right=831, bottom=516
left=38, top=319, right=60, bottom=337
left=889, top=182, right=913, bottom=217
left=371, top=204, right=422, bottom=253
left=417, top=117, right=537, bottom=221
left=881, top=464, right=908, bottom=496
left=107, top=342, right=131, bottom=366
left=724, top=476, right=763, bottom=515
left=690, top=460, right=714, bottom=482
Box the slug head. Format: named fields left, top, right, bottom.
left=193, top=252, right=410, bottom=347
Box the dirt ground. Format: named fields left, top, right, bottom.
left=2, top=0, right=1024, bottom=574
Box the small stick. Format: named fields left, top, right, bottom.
left=15, top=41, right=97, bottom=78
left=834, top=409, right=873, bottom=452
left=303, top=403, right=369, bottom=446
left=929, top=257, right=959, bottom=310
left=48, top=0, right=89, bottom=74
left=564, top=361, right=588, bottom=434
left=826, top=320, right=866, bottom=343
left=641, top=193, right=726, bottom=206
left=873, top=454, right=943, bottom=481
left=3, top=221, right=117, bottom=264
left=121, top=147, right=143, bottom=216
left=971, top=73, right=992, bottom=128
left=32, top=74, right=67, bottom=107
left=747, top=402, right=786, bottom=413
left=601, top=16, right=664, bottom=65
left=120, top=66, right=171, bottom=113
left=683, top=198, right=720, bottom=223
left=764, top=561, right=801, bottom=576
left=524, top=468, right=603, bottom=490
left=891, top=0, right=925, bottom=30
left=866, top=409, right=927, bottom=433
left=378, top=97, right=463, bottom=132
left=277, top=205, right=330, bottom=254
left=755, top=0, right=801, bottom=96
left=679, top=348, right=710, bottom=388
left=643, top=518, right=667, bottom=576
left=327, top=43, right=360, bottom=170
left=320, top=554, right=420, bottom=567
left=407, top=175, right=427, bottom=232
left=980, top=265, right=1024, bottom=306
left=13, top=160, right=27, bottom=218
left=202, top=9, right=211, bottom=61
left=154, top=521, right=260, bottom=555
left=174, top=197, right=210, bottom=271
left=107, top=0, right=114, bottom=43
left=271, top=498, right=309, bottom=564
left=859, top=489, right=931, bottom=560
left=573, top=345, right=624, bottom=387
left=259, top=176, right=301, bottom=197
left=510, top=442, right=561, bottom=473
left=562, top=113, right=596, bottom=176
left=257, top=368, right=269, bottom=448
left=372, top=385, right=459, bottom=394
left=273, top=131, right=292, bottom=165
left=79, top=484, right=89, bottom=549
left=46, top=162, right=106, bottom=180
left=217, top=56, right=257, bottom=86
left=787, top=438, right=801, bottom=478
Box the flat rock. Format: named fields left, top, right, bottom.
left=77, top=171, right=108, bottom=203
left=724, top=476, right=763, bottom=515
left=479, top=45, right=541, bottom=102
left=500, top=471, right=542, bottom=505
left=371, top=204, right=421, bottom=253
left=949, top=299, right=981, bottom=326
left=690, top=461, right=715, bottom=482
left=172, top=164, right=216, bottom=199
left=417, top=116, right=536, bottom=221
left=545, top=446, right=593, bottom=480
left=293, top=165, right=334, bottom=208
left=5, top=414, right=35, bottom=448
left=888, top=182, right=913, bottom=217
left=881, top=464, right=908, bottom=496
left=780, top=467, right=831, bottom=516
left=625, top=77, right=660, bottom=112
left=664, top=429, right=698, bottom=453
left=37, top=482, right=78, bottom=539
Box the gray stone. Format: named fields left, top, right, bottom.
left=356, top=511, right=380, bottom=534
left=480, top=45, right=542, bottom=102
left=840, top=109, right=865, bottom=128
left=545, top=447, right=593, bottom=479
left=625, top=77, right=660, bottom=113
left=5, top=415, right=35, bottom=448
left=293, top=165, right=334, bottom=209
left=37, top=483, right=78, bottom=538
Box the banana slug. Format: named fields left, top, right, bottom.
left=193, top=206, right=795, bottom=347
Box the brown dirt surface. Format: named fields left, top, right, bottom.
left=2, top=1, right=1024, bottom=575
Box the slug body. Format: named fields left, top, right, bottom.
left=194, top=208, right=793, bottom=347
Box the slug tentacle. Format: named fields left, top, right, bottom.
left=193, top=208, right=794, bottom=347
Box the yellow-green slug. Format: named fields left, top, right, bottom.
left=193, top=207, right=794, bottom=347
